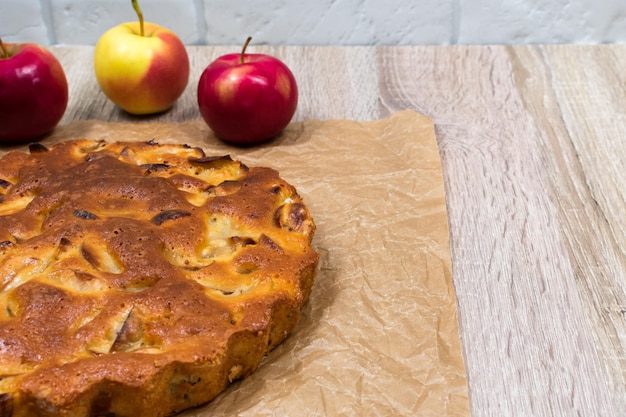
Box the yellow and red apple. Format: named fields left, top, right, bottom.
left=94, top=0, right=189, bottom=115
left=0, top=38, right=68, bottom=143
left=197, top=37, right=298, bottom=145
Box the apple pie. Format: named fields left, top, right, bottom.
left=0, top=139, right=319, bottom=417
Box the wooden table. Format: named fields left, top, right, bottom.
left=50, top=44, right=626, bottom=416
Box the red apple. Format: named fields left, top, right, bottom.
left=94, top=0, right=189, bottom=115
left=197, top=37, right=298, bottom=145
left=0, top=39, right=68, bottom=143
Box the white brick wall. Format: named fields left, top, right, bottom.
left=1, top=0, right=625, bottom=45
left=2, top=0, right=50, bottom=44
left=50, top=0, right=200, bottom=45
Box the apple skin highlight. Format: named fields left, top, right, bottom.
left=0, top=43, right=69, bottom=143
left=197, top=53, right=298, bottom=145
left=94, top=22, right=189, bottom=115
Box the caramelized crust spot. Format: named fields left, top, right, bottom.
left=0, top=392, right=13, bottom=416
left=73, top=209, right=99, bottom=220
left=28, top=143, right=49, bottom=154
left=150, top=209, right=193, bottom=226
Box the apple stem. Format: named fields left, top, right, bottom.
left=0, top=38, right=8, bottom=59
left=131, top=0, right=145, bottom=37
left=240, top=36, right=252, bottom=64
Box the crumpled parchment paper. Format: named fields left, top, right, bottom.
left=5, top=110, right=470, bottom=417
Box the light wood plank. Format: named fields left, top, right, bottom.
left=376, top=45, right=618, bottom=416
left=510, top=44, right=626, bottom=415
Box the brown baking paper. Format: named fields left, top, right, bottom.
left=10, top=110, right=470, bottom=416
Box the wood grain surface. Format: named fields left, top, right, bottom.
left=49, top=44, right=626, bottom=417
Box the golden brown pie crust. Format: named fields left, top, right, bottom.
left=0, top=139, right=318, bottom=417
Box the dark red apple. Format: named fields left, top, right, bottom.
left=0, top=39, right=69, bottom=144
left=197, top=37, right=298, bottom=145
